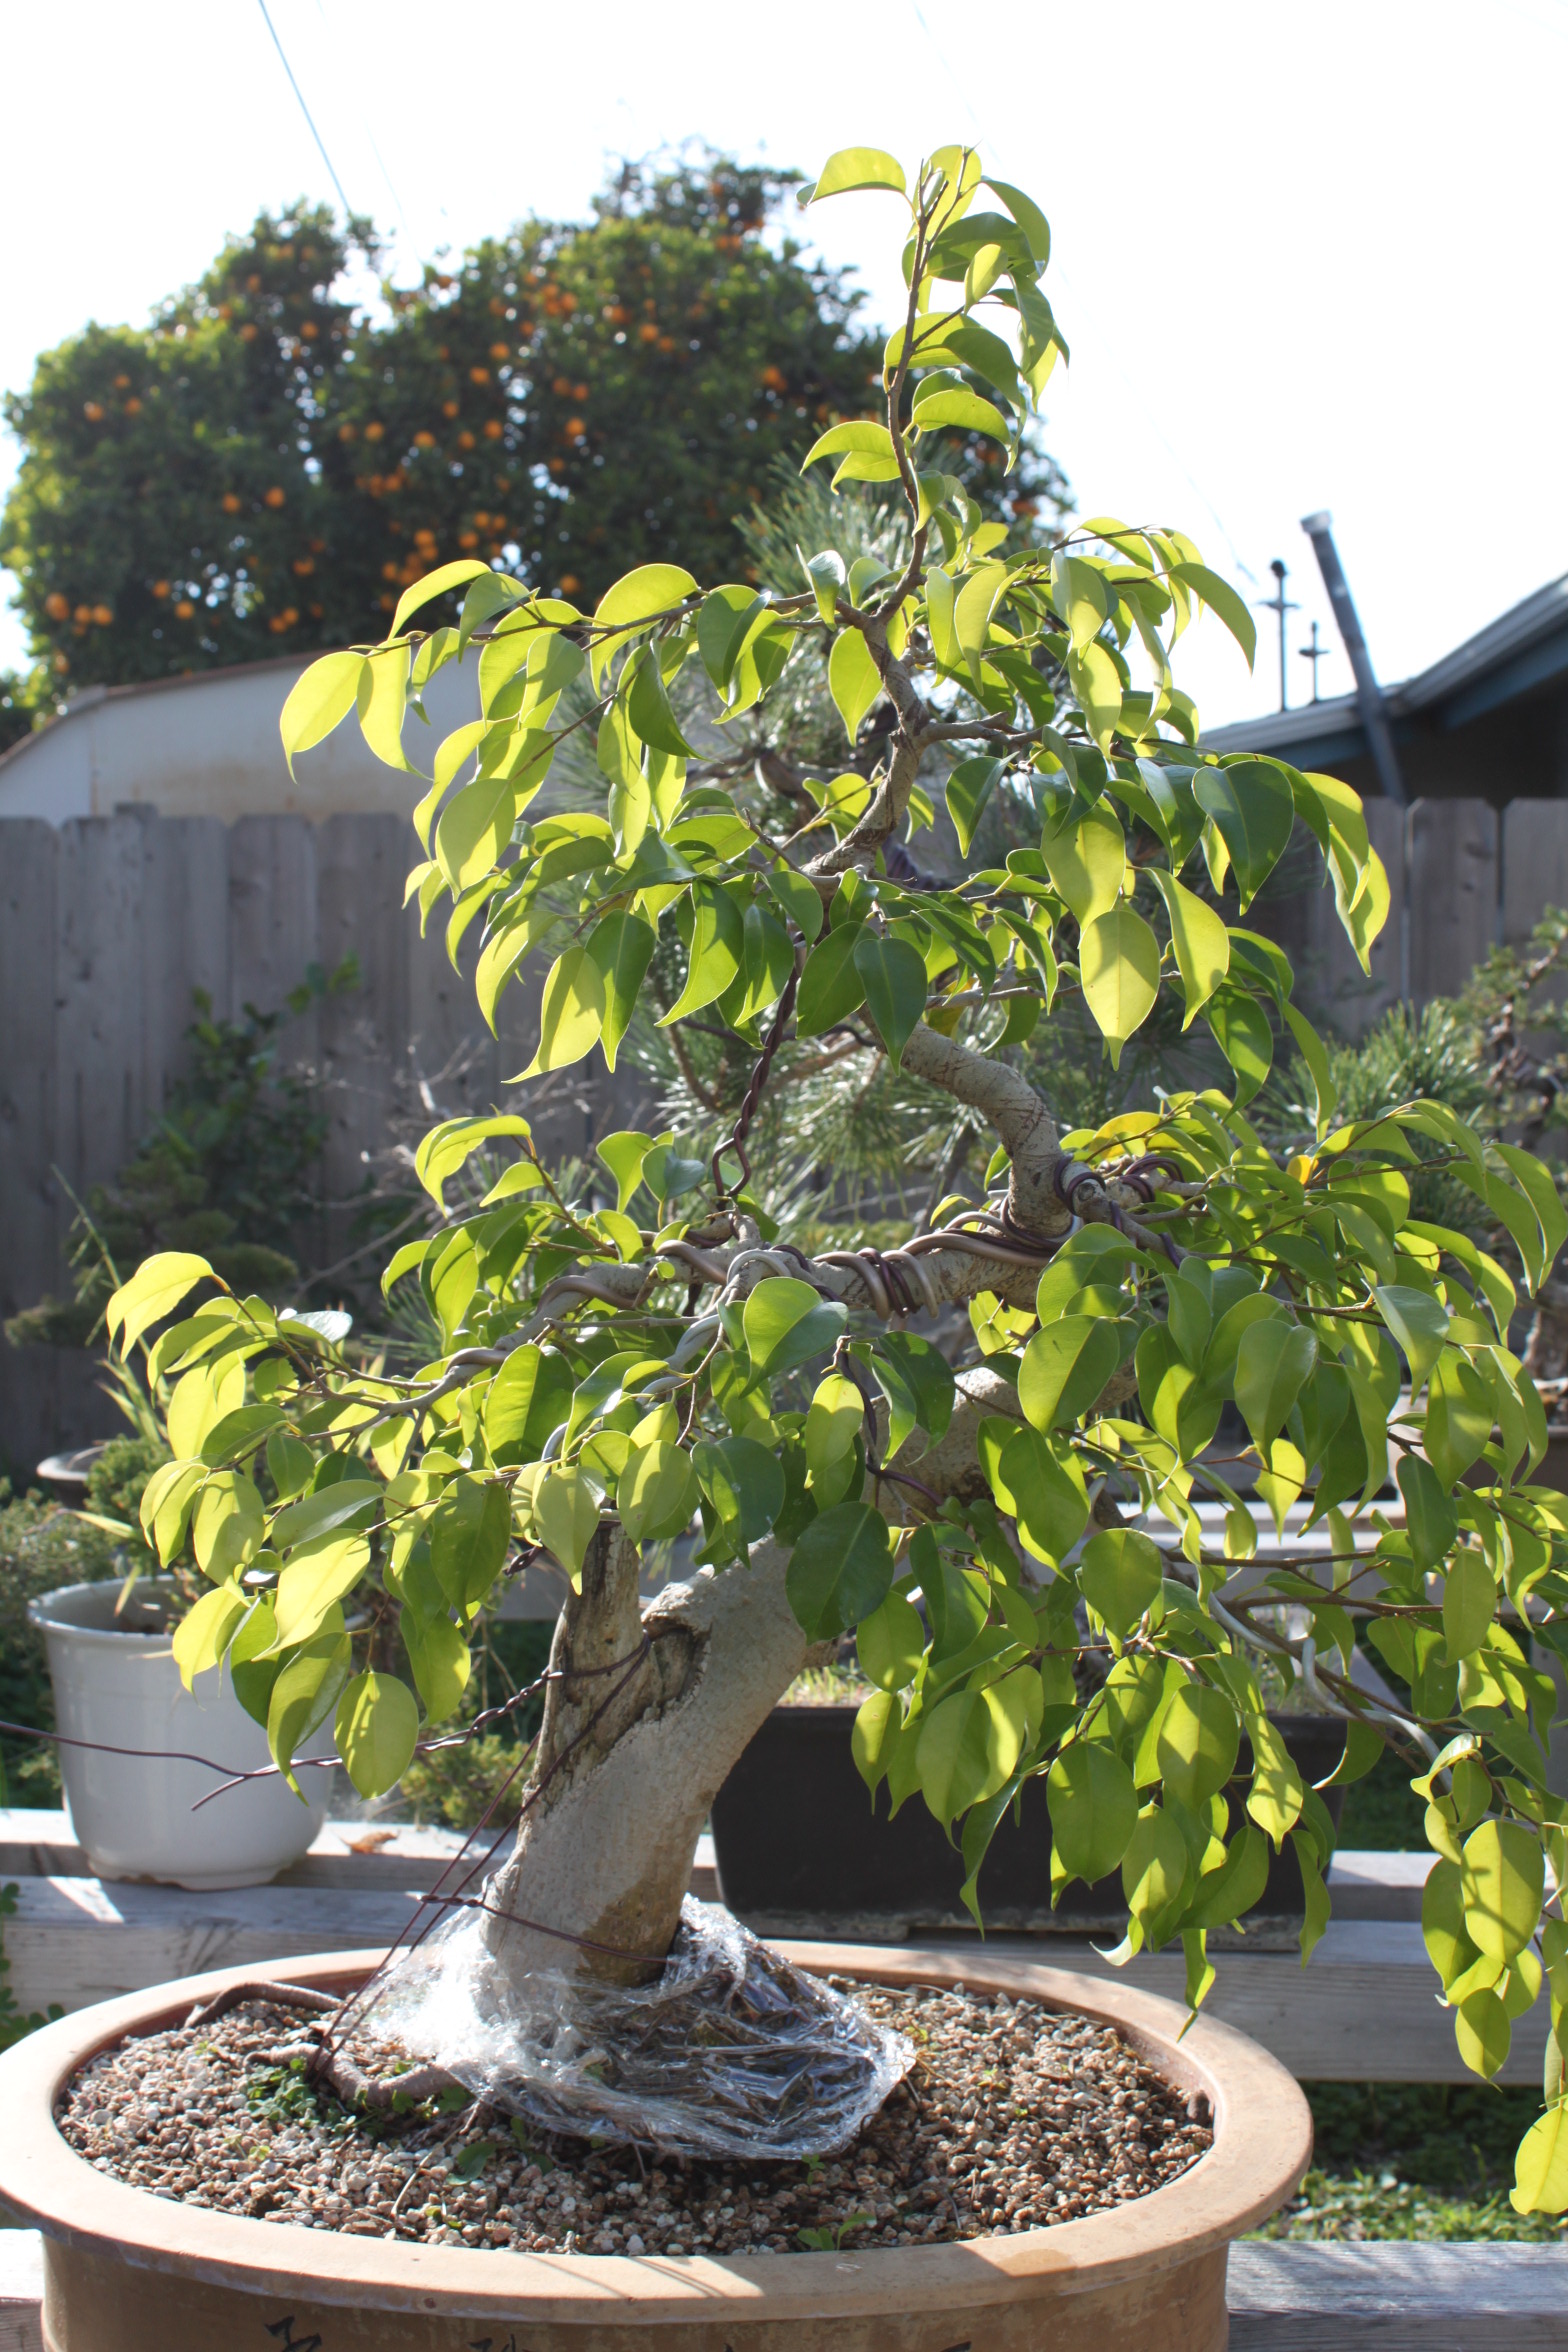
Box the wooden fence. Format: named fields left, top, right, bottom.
left=0, top=808, right=646, bottom=1473
left=3, top=797, right=1568, bottom=1473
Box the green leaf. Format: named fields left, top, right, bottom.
left=744, top=1275, right=848, bottom=1378
left=391, top=558, right=491, bottom=640
left=1443, top=1550, right=1498, bottom=1663
left=414, top=1114, right=534, bottom=1209
left=400, top=1608, right=469, bottom=1725
left=857, top=1588, right=926, bottom=1691
left=801, top=422, right=901, bottom=486
left=106, top=1251, right=215, bottom=1358
left=1169, top=562, right=1258, bottom=668
left=796, top=921, right=868, bottom=1035
left=1396, top=1454, right=1460, bottom=1573
left=1425, top=1349, right=1495, bottom=1489
left=828, top=628, right=882, bottom=743
left=1462, top=1819, right=1544, bottom=1963
left=945, top=756, right=1004, bottom=857
left=911, top=383, right=1012, bottom=443
left=273, top=1533, right=372, bottom=1651
left=984, top=177, right=1051, bottom=264
left=852, top=932, right=927, bottom=1071
left=1122, top=1807, right=1190, bottom=1937
left=483, top=1343, right=573, bottom=1464
left=1041, top=804, right=1125, bottom=927
left=1066, top=642, right=1123, bottom=749
left=1183, top=1822, right=1272, bottom=1931
left=766, top=862, right=825, bottom=945
left=1077, top=1527, right=1164, bottom=1641
left=1494, top=1143, right=1568, bottom=1290
left=1456, top=1988, right=1512, bottom=2080
left=625, top=642, right=694, bottom=758
left=1512, top=2100, right=1568, bottom=2214
left=267, top=1627, right=352, bottom=1801
left=1047, top=1741, right=1138, bottom=1883
left=533, top=1464, right=599, bottom=1584
left=1281, top=1001, right=1339, bottom=1137
left=697, top=585, right=766, bottom=693
left=1156, top=1683, right=1240, bottom=1809
left=525, top=944, right=605, bottom=1074
left=810, top=147, right=908, bottom=200
left=588, top=911, right=656, bottom=1071
left=659, top=882, right=744, bottom=1026
left=1147, top=868, right=1228, bottom=1025
left=434, top=773, right=520, bottom=892
left=1018, top=1316, right=1120, bottom=1431
left=1375, top=1285, right=1450, bottom=1393
left=997, top=1425, right=1089, bottom=1561
left=589, top=563, right=698, bottom=684
left=618, top=1440, right=697, bottom=1545
left=1206, top=985, right=1274, bottom=1107
left=596, top=1131, right=656, bottom=1215
left=786, top=1502, right=894, bottom=1640
left=1193, top=762, right=1294, bottom=907
left=335, top=1671, right=420, bottom=1800
left=694, top=1436, right=785, bottom=1547
left=1234, top=1320, right=1318, bottom=1455
left=356, top=644, right=414, bottom=774
left=1079, top=907, right=1160, bottom=1067
left=1245, top=1716, right=1306, bottom=1848
left=279, top=651, right=366, bottom=775
left=171, top=1581, right=246, bottom=1692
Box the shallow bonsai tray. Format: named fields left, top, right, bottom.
left=0, top=1941, right=1310, bottom=2352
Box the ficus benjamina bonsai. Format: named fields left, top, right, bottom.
left=106, top=143, right=1568, bottom=2214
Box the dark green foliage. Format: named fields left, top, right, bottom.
left=1258, top=2083, right=1564, bottom=2242
left=0, top=1487, right=120, bottom=1805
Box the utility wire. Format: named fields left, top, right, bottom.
left=256, top=0, right=357, bottom=222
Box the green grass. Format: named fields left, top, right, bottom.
left=1253, top=2083, right=1565, bottom=2242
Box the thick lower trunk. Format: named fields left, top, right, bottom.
left=483, top=1529, right=812, bottom=1989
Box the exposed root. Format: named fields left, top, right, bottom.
left=186, top=1980, right=341, bottom=2031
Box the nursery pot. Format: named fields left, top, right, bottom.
left=711, top=1707, right=1346, bottom=1939
left=0, top=1941, right=1310, bottom=2352
left=28, top=1580, right=331, bottom=1891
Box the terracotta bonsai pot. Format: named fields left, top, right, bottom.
left=0, top=1942, right=1309, bottom=2352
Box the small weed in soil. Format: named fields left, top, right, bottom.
left=58, top=1982, right=1211, bottom=2255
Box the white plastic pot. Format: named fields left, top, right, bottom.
left=28, top=1581, right=331, bottom=1890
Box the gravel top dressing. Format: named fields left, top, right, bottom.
left=58, top=1983, right=1211, bottom=2257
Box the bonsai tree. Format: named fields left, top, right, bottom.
left=111, top=144, right=1568, bottom=2213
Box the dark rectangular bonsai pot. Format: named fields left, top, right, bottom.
left=710, top=1705, right=1345, bottom=1943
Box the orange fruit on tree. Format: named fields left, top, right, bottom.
left=73, top=604, right=91, bottom=624
left=364, top=421, right=385, bottom=441
left=457, top=430, right=475, bottom=450
left=151, top=581, right=170, bottom=599
left=221, top=493, right=242, bottom=514
left=44, top=592, right=69, bottom=620
left=441, top=400, right=459, bottom=418
left=175, top=599, right=195, bottom=619
left=413, top=430, right=435, bottom=449
left=264, top=486, right=285, bottom=508
left=469, top=366, right=490, bottom=385
left=482, top=419, right=503, bottom=440
left=83, top=401, right=104, bottom=422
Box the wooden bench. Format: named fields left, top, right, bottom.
left=1, top=2230, right=1561, bottom=2349
left=3, top=1814, right=1518, bottom=2084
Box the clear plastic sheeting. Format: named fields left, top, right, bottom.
left=352, top=1896, right=913, bottom=2161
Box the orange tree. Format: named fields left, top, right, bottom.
left=104, top=142, right=1568, bottom=2209
left=1, top=155, right=1063, bottom=697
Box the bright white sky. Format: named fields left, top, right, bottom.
left=2, top=0, right=1563, bottom=731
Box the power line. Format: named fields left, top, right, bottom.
left=255, top=0, right=356, bottom=222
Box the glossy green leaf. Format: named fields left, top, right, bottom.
left=1443, top=1550, right=1498, bottom=1663
left=1206, top=985, right=1274, bottom=1107
left=267, top=1626, right=351, bottom=1800
left=1047, top=1741, right=1138, bottom=1883
left=796, top=921, right=868, bottom=1035
left=694, top=1436, right=785, bottom=1547
left=1425, top=1349, right=1495, bottom=1490
left=1462, top=1819, right=1544, bottom=1963
left=744, top=1275, right=848, bottom=1377
left=1376, top=1285, right=1450, bottom=1393
left=107, top=1251, right=215, bottom=1359
left=1041, top=803, right=1125, bottom=927
left=279, top=651, right=366, bottom=774
left=786, top=1502, right=894, bottom=1640
left=171, top=1580, right=246, bottom=1691
left=1193, top=762, right=1293, bottom=907
left=1018, top=1316, right=1120, bottom=1431
left=857, top=1588, right=926, bottom=1691
left=588, top=911, right=656, bottom=1071
left=1147, top=867, right=1229, bottom=1025
left=810, top=147, right=907, bottom=200
left=828, top=627, right=882, bottom=744
left=618, top=1440, right=697, bottom=1545
left=335, top=1670, right=420, bottom=1800
left=1079, top=906, right=1160, bottom=1066
left=1234, top=1320, right=1318, bottom=1456
left=1169, top=563, right=1258, bottom=668
left=945, top=756, right=1004, bottom=857
left=660, top=883, right=744, bottom=1026
left=402, top=1609, right=471, bottom=1725
left=1077, top=1527, right=1164, bottom=1640
left=1156, top=1684, right=1240, bottom=1809
left=852, top=931, right=926, bottom=1071
left=525, top=944, right=605, bottom=1073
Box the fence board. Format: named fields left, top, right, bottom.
left=1405, top=798, right=1499, bottom=1006
left=3, top=798, right=1566, bottom=1470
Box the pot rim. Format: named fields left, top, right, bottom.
left=27, top=1577, right=183, bottom=1650
left=0, top=1941, right=1310, bottom=2325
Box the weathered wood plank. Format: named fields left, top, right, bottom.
left=53, top=811, right=150, bottom=1195
left=315, top=812, right=408, bottom=1269
left=1502, top=797, right=1568, bottom=949
left=140, top=814, right=229, bottom=1117
left=1226, top=2240, right=1568, bottom=2349
left=1406, top=799, right=1499, bottom=1007
left=225, top=815, right=320, bottom=1046
left=0, top=822, right=64, bottom=1471
left=1263, top=802, right=1406, bottom=1042
left=0, top=2232, right=42, bottom=2352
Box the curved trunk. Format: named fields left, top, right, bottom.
left=483, top=1531, right=812, bottom=1989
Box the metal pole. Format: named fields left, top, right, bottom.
left=1300, top=511, right=1406, bottom=805
left=1299, top=620, right=1327, bottom=702
left=1257, top=560, right=1297, bottom=713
